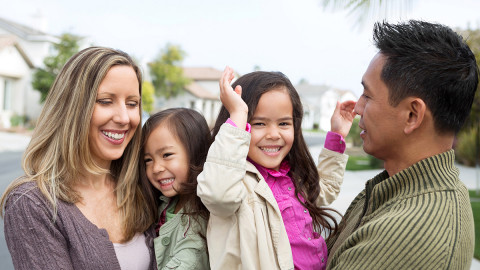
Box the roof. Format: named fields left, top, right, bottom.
left=295, top=83, right=331, bottom=96
left=0, top=35, right=34, bottom=68
left=180, top=67, right=225, bottom=99
left=182, top=67, right=224, bottom=81
left=185, top=82, right=218, bottom=99
left=0, top=16, right=58, bottom=43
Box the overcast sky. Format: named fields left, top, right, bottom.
left=1, top=0, right=479, bottom=96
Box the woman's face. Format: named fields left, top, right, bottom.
left=88, top=65, right=140, bottom=168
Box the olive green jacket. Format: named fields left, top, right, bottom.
left=154, top=196, right=209, bottom=270
left=327, top=150, right=475, bottom=270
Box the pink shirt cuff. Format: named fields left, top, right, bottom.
left=324, top=131, right=346, bottom=154
left=226, top=118, right=251, bottom=133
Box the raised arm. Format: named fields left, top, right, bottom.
left=197, top=67, right=250, bottom=217
left=330, top=100, right=356, bottom=139
left=315, top=100, right=356, bottom=206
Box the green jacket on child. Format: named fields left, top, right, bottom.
left=154, top=196, right=209, bottom=270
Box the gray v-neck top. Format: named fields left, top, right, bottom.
left=3, top=181, right=156, bottom=270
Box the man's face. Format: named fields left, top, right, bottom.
left=354, top=53, right=405, bottom=161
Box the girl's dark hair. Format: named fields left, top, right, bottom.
left=140, top=108, right=212, bottom=225
left=212, top=71, right=340, bottom=235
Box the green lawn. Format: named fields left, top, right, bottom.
left=346, top=155, right=383, bottom=171
left=470, top=190, right=480, bottom=260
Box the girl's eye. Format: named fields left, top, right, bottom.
left=252, top=122, right=265, bottom=126
left=279, top=122, right=291, bottom=126
left=144, top=158, right=152, bottom=163
left=163, top=153, right=173, bottom=158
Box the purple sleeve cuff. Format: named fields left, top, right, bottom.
left=324, top=131, right=346, bottom=154
left=226, top=118, right=251, bottom=133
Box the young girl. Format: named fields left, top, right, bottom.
left=197, top=67, right=356, bottom=270
left=140, top=108, right=211, bottom=269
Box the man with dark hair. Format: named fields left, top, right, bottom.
left=326, top=20, right=478, bottom=270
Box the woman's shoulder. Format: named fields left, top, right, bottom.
left=3, top=181, right=56, bottom=225
left=3, top=180, right=68, bottom=219
left=4, top=181, right=45, bottom=205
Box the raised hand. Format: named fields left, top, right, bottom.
left=330, top=100, right=356, bottom=139
left=219, top=66, right=248, bottom=129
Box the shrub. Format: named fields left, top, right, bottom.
left=346, top=117, right=363, bottom=147
left=455, top=127, right=479, bottom=167
left=10, top=114, right=26, bottom=127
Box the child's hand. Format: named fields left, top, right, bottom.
left=219, top=66, right=248, bottom=128
left=330, top=100, right=356, bottom=138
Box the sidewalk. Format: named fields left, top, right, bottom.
left=0, top=131, right=31, bottom=152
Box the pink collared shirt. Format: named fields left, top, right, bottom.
left=250, top=159, right=328, bottom=270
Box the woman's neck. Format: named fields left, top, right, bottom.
left=75, top=172, right=115, bottom=192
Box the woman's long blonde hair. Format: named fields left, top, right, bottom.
left=0, top=47, right=155, bottom=241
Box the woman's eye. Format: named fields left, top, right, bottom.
left=127, top=101, right=139, bottom=108
left=144, top=158, right=152, bottom=163
left=97, top=99, right=112, bottom=105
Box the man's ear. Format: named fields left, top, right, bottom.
left=404, top=98, right=426, bottom=135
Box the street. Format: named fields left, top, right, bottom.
left=0, top=151, right=23, bottom=270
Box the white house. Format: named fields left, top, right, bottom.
left=154, top=70, right=357, bottom=131
left=0, top=16, right=58, bottom=128
left=154, top=67, right=230, bottom=127
left=0, top=36, right=34, bottom=128
left=295, top=83, right=357, bottom=131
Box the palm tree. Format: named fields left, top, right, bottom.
left=321, top=0, right=414, bottom=26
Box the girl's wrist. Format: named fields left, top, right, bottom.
left=229, top=111, right=248, bottom=129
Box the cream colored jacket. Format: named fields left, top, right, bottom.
left=197, top=124, right=348, bottom=270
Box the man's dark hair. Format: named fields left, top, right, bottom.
left=374, top=20, right=479, bottom=134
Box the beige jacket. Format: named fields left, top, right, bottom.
left=197, top=124, right=348, bottom=270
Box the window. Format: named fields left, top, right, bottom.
left=3, top=79, right=12, bottom=111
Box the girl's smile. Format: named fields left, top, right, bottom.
left=259, top=145, right=283, bottom=155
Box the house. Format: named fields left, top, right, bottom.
left=295, top=83, right=357, bottom=131
left=0, top=16, right=58, bottom=128
left=154, top=69, right=357, bottom=131
left=154, top=67, right=229, bottom=127
left=0, top=36, right=34, bottom=128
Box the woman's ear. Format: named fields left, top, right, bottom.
left=404, top=97, right=426, bottom=135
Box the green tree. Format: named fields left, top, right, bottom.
left=142, top=81, right=155, bottom=113
left=32, top=33, right=81, bottom=102
left=149, top=44, right=190, bottom=99
left=460, top=28, right=480, bottom=131
left=456, top=28, right=480, bottom=173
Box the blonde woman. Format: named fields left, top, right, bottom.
left=0, top=47, right=157, bottom=269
